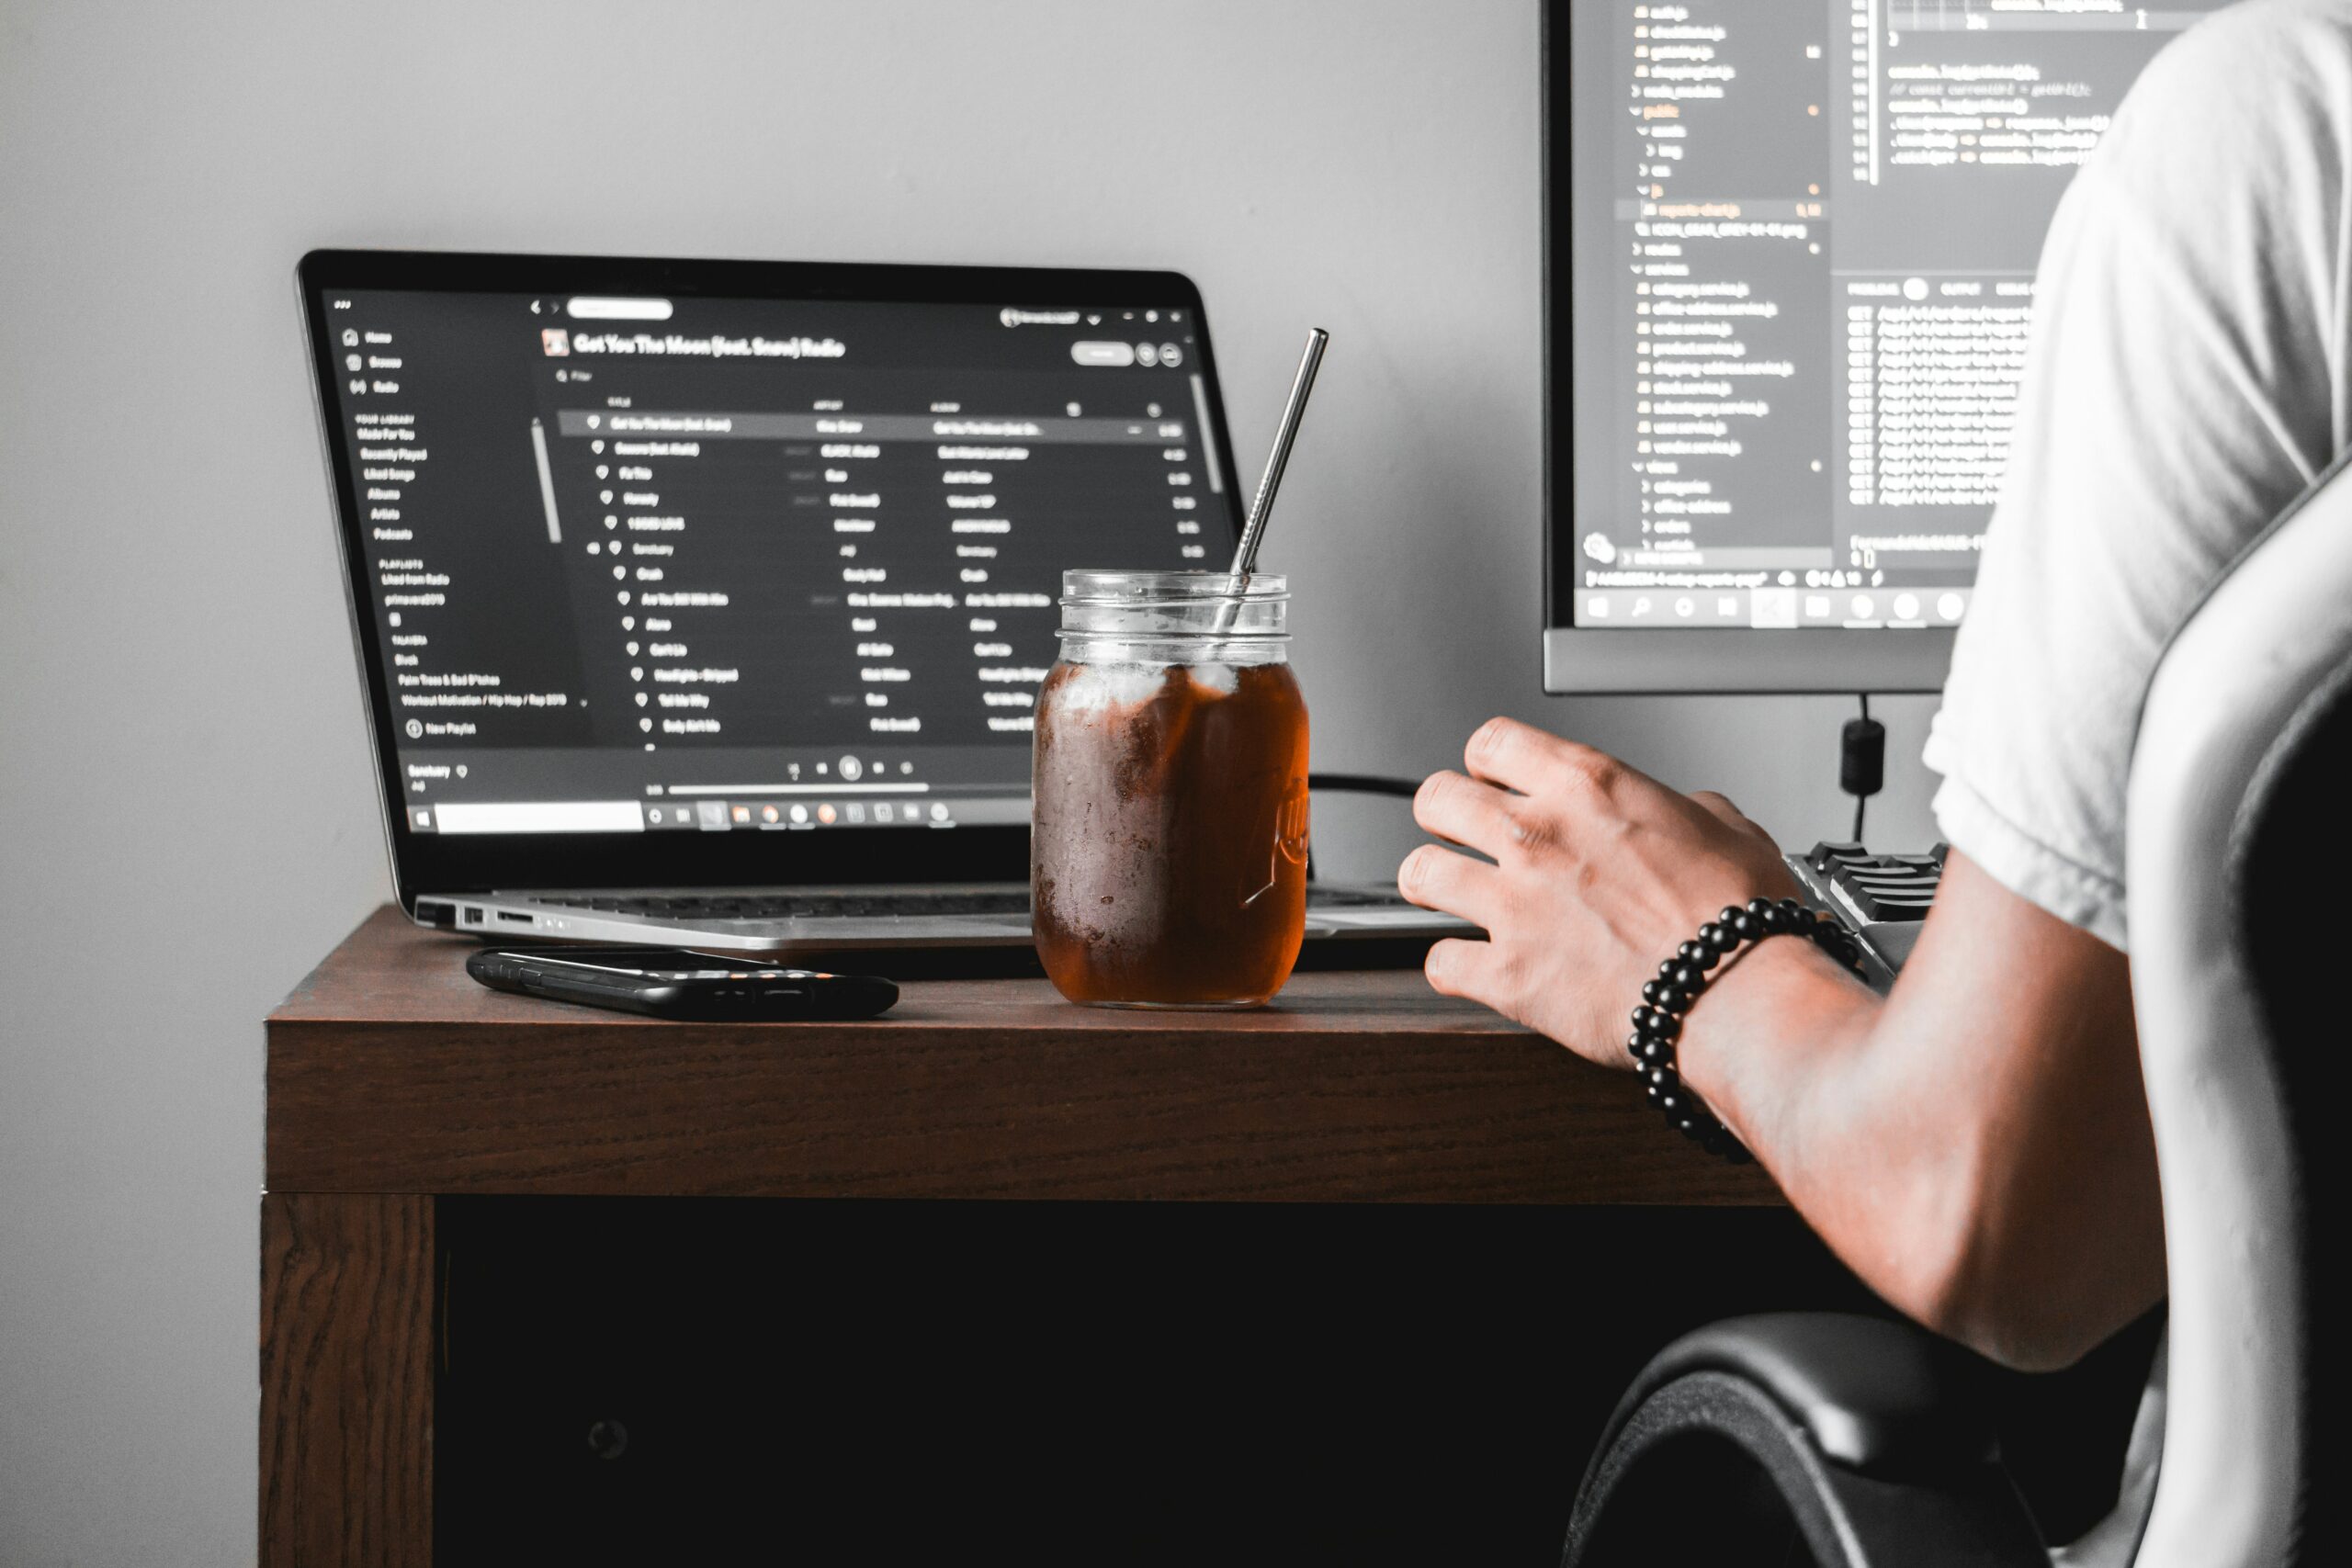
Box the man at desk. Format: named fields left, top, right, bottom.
left=1403, top=0, right=2346, bottom=1379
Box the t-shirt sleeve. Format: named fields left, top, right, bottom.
left=1922, top=0, right=2349, bottom=951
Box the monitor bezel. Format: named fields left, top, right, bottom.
left=1538, top=5, right=1957, bottom=695
left=299, top=248, right=1246, bottom=903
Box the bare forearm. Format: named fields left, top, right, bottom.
left=1676, top=906, right=2164, bottom=1370
left=1675, top=939, right=1970, bottom=1335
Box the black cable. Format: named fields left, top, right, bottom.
left=1853, top=694, right=1869, bottom=840
left=1842, top=692, right=1883, bottom=846
left=1300, top=773, right=1424, bottom=886
left=1306, top=772, right=1421, bottom=799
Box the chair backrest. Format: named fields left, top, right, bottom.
left=2126, top=457, right=2352, bottom=1568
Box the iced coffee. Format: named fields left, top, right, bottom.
left=1032, top=571, right=1309, bottom=1009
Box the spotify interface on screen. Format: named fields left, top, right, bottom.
left=322, top=288, right=1224, bottom=834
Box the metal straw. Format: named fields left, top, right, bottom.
left=1225, top=327, right=1329, bottom=602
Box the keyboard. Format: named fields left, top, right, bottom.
left=1788, top=842, right=1948, bottom=983
left=536, top=885, right=1419, bottom=921
left=1801, top=841, right=1946, bottom=925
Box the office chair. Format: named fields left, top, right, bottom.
left=1557, top=453, right=2352, bottom=1568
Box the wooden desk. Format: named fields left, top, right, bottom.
left=260, top=906, right=1776, bottom=1565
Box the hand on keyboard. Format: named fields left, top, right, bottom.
left=1399, top=717, right=1804, bottom=1067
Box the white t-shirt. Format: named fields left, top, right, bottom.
left=1924, top=6, right=2351, bottom=1562
left=1923, top=0, right=2352, bottom=953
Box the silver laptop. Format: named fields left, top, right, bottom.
left=300, top=249, right=1465, bottom=954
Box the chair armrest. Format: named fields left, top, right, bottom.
left=1565, top=1313, right=2039, bottom=1568
left=1613, top=1312, right=1998, bottom=1481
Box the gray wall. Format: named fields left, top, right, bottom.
left=0, top=2, right=1938, bottom=1560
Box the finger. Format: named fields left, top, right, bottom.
left=1412, top=769, right=1521, bottom=858
left=1422, top=936, right=1501, bottom=1002
left=1396, top=843, right=1507, bottom=926
left=1463, top=716, right=1620, bottom=798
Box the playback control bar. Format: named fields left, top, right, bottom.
left=405, top=795, right=1032, bottom=834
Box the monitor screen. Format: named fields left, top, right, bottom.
left=1544, top=0, right=2230, bottom=690
left=306, top=260, right=1236, bottom=860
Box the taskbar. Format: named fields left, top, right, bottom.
left=402, top=792, right=1031, bottom=834
left=1576, top=584, right=1973, bottom=630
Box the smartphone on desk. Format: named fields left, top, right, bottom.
left=466, top=945, right=899, bottom=1021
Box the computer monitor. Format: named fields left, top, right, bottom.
left=1544, top=0, right=2229, bottom=694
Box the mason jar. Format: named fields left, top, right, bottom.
left=1031, top=570, right=1310, bottom=1009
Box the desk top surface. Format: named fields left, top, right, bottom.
left=275, top=906, right=1514, bottom=1035
left=265, top=907, right=1776, bottom=1205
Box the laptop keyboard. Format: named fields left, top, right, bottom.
left=536, top=885, right=1420, bottom=922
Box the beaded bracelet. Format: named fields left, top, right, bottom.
left=1628, top=896, right=1866, bottom=1163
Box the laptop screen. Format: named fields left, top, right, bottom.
left=307, top=258, right=1235, bottom=867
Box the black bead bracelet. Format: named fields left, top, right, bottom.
left=1629, top=896, right=1866, bottom=1163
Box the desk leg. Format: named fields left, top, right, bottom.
left=260, top=1192, right=435, bottom=1567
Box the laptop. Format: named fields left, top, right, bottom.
left=300, top=249, right=1466, bottom=954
